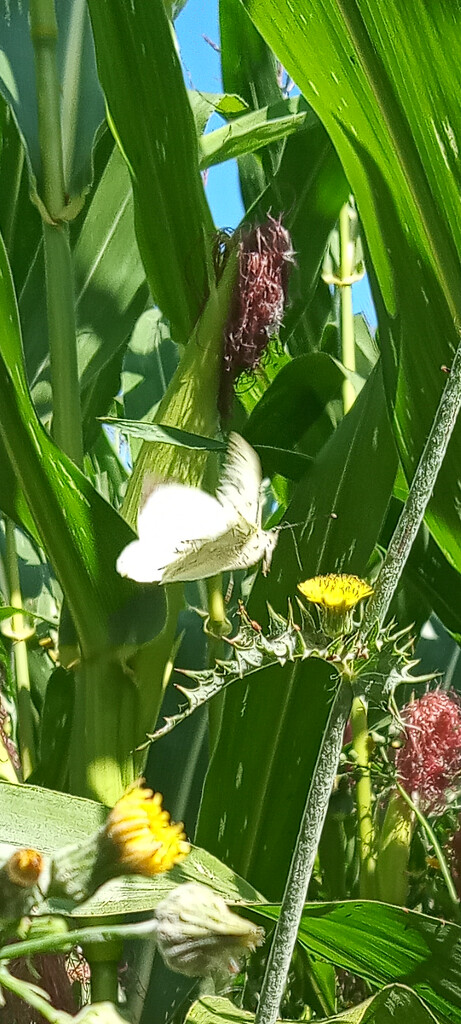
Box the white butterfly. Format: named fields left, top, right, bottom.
left=116, top=433, right=278, bottom=584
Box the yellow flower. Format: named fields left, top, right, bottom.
left=104, top=783, right=190, bottom=876
left=298, top=574, right=373, bottom=636
left=298, top=574, right=373, bottom=610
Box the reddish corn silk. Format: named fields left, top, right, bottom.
left=396, top=691, right=461, bottom=811
left=218, top=215, right=295, bottom=418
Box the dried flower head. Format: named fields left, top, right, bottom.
left=396, top=690, right=461, bottom=811
left=219, top=214, right=294, bottom=417
left=298, top=573, right=373, bottom=636
left=154, top=881, right=265, bottom=977
left=104, top=783, right=190, bottom=876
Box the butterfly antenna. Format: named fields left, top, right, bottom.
left=284, top=524, right=304, bottom=573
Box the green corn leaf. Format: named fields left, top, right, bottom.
left=258, top=901, right=461, bottom=1024
left=199, top=96, right=309, bottom=170
left=0, top=229, right=165, bottom=656
left=87, top=0, right=214, bottom=346
left=100, top=421, right=226, bottom=452
left=219, top=0, right=283, bottom=207
left=241, top=0, right=461, bottom=573
left=186, top=989, right=438, bottom=1024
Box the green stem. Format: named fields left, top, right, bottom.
left=70, top=656, right=135, bottom=803
left=0, top=920, right=157, bottom=962
left=339, top=202, right=356, bottom=414
left=30, top=0, right=66, bottom=218
left=29, top=0, right=83, bottom=467
left=255, top=679, right=352, bottom=1024
left=350, top=696, right=376, bottom=898
left=43, top=222, right=83, bottom=466
left=396, top=782, right=461, bottom=916
left=206, top=574, right=230, bottom=753
left=360, top=331, right=461, bottom=636
left=85, top=949, right=121, bottom=1005
left=4, top=519, right=36, bottom=778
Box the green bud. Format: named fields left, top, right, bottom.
left=154, top=882, right=264, bottom=977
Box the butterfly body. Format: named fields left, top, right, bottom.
left=116, top=434, right=278, bottom=584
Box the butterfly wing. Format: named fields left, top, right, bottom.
left=161, top=523, right=279, bottom=581
left=161, top=522, right=255, bottom=582
left=137, top=484, right=229, bottom=543
left=215, top=432, right=263, bottom=527
left=116, top=436, right=275, bottom=584
left=117, top=484, right=230, bottom=583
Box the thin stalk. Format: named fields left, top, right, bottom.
left=360, top=331, right=461, bottom=637
left=339, top=202, right=356, bottom=414
left=4, top=520, right=36, bottom=778
left=350, top=696, right=376, bottom=898
left=29, top=0, right=83, bottom=467
left=396, top=782, right=461, bottom=916
left=206, top=574, right=230, bottom=753
left=0, top=920, right=158, bottom=962
left=255, top=679, right=353, bottom=1024
left=43, top=223, right=83, bottom=466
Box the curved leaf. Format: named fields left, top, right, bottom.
left=199, top=96, right=309, bottom=170
left=87, top=0, right=214, bottom=345
left=259, top=901, right=461, bottom=1024
left=187, top=988, right=438, bottom=1024
left=245, top=352, right=345, bottom=477
left=0, top=780, right=262, bottom=915
left=197, top=657, right=339, bottom=900
left=197, top=365, right=397, bottom=896
left=0, top=229, right=165, bottom=653
left=241, top=0, right=461, bottom=572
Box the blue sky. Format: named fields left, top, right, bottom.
left=176, top=0, right=376, bottom=326
left=177, top=0, right=245, bottom=229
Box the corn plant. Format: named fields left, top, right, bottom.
left=1, top=1, right=461, bottom=1023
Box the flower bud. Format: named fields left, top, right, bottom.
left=154, top=882, right=264, bottom=977
left=0, top=848, right=47, bottom=919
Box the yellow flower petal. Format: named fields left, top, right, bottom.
left=298, top=573, right=373, bottom=612
left=105, top=783, right=190, bottom=876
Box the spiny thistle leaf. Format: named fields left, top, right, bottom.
left=143, top=602, right=330, bottom=746
left=353, top=621, right=435, bottom=703
left=140, top=606, right=431, bottom=748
